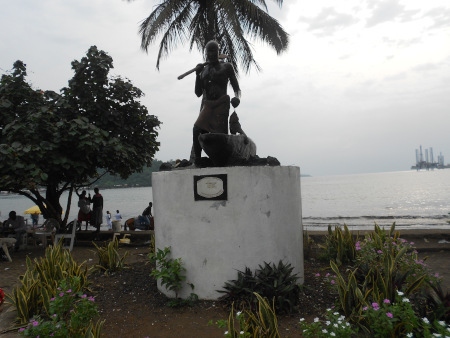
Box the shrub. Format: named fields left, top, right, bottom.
left=219, top=261, right=301, bottom=314
left=149, top=246, right=197, bottom=307
left=18, top=277, right=104, bottom=337
left=7, top=242, right=89, bottom=324
left=93, top=237, right=128, bottom=274
left=320, top=224, right=358, bottom=265
left=213, top=293, right=280, bottom=338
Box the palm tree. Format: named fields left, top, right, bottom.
left=130, top=0, right=289, bottom=74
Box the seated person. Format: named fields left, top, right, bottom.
left=2, top=211, right=27, bottom=251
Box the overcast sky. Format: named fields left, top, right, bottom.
left=1, top=0, right=449, bottom=176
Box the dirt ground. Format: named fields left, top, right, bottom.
left=1, top=231, right=449, bottom=338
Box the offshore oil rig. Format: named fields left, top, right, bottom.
left=411, top=145, right=449, bottom=170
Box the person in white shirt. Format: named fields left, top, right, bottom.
left=106, top=211, right=112, bottom=230
left=115, top=210, right=122, bottom=221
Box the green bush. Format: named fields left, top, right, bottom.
left=93, top=237, right=128, bottom=274
left=320, top=224, right=358, bottom=265
left=213, top=293, right=280, bottom=338
left=7, top=242, right=89, bottom=324
left=18, top=277, right=104, bottom=337
left=149, top=246, right=197, bottom=307
left=219, top=261, right=301, bottom=314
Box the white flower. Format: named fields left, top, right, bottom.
left=438, top=321, right=445, bottom=326
left=236, top=311, right=242, bottom=317
left=299, top=318, right=305, bottom=322
left=334, top=323, right=338, bottom=328
left=240, top=331, right=244, bottom=335
left=326, top=308, right=332, bottom=312
left=402, top=298, right=410, bottom=303
left=406, top=333, right=413, bottom=337
left=325, top=320, right=331, bottom=326
left=322, top=329, right=328, bottom=333
left=224, top=331, right=228, bottom=335
left=314, top=317, right=319, bottom=322
left=397, top=291, right=404, bottom=296
left=346, top=322, right=350, bottom=327
left=333, top=312, right=339, bottom=316
left=330, top=333, right=336, bottom=337
left=422, top=317, right=430, bottom=324
left=432, top=333, right=441, bottom=337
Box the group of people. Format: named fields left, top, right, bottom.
left=77, top=187, right=104, bottom=233
left=77, top=188, right=153, bottom=232
left=105, top=210, right=122, bottom=230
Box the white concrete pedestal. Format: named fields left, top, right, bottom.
left=152, top=166, right=303, bottom=300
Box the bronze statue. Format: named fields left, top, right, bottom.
left=169, top=41, right=278, bottom=170
left=191, top=41, right=241, bottom=165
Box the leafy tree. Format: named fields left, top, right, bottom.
left=130, top=0, right=289, bottom=74
left=0, top=46, right=160, bottom=228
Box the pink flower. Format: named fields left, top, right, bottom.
left=363, top=306, right=368, bottom=311
left=383, top=299, right=390, bottom=304
left=59, top=292, right=64, bottom=297
left=314, top=273, right=321, bottom=277
left=66, top=289, right=72, bottom=293
left=377, top=250, right=383, bottom=254
left=372, top=302, right=380, bottom=311
left=32, top=320, right=39, bottom=327
left=386, top=312, right=393, bottom=318
left=330, top=280, right=335, bottom=285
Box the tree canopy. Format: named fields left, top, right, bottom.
left=0, top=46, right=160, bottom=227
left=133, top=0, right=289, bottom=75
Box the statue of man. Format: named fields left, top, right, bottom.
left=193, top=40, right=241, bottom=164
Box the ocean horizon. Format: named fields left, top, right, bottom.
left=1, top=169, right=450, bottom=231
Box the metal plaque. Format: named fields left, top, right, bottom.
left=194, top=174, right=227, bottom=201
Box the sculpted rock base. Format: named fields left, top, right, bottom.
left=198, top=133, right=256, bottom=166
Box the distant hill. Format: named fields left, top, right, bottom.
left=95, top=160, right=310, bottom=188
left=95, top=159, right=164, bottom=189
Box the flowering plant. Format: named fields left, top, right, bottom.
left=299, top=308, right=357, bottom=337
left=361, top=290, right=450, bottom=337
left=0, top=288, right=5, bottom=305
left=361, top=291, right=418, bottom=337
left=18, top=277, right=102, bottom=337
left=0, top=288, right=5, bottom=311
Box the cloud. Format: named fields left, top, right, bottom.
left=299, top=7, right=358, bottom=36
left=365, top=0, right=418, bottom=27
left=423, top=7, right=450, bottom=29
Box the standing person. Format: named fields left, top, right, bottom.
left=105, top=211, right=112, bottom=230
left=115, top=210, right=122, bottom=221
left=91, top=187, right=103, bottom=234
left=31, top=212, right=39, bottom=227
left=3, top=211, right=27, bottom=252
left=77, top=190, right=91, bottom=231
left=192, top=40, right=241, bottom=165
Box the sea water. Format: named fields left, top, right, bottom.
left=301, top=170, right=450, bottom=230
left=1, top=170, right=449, bottom=230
